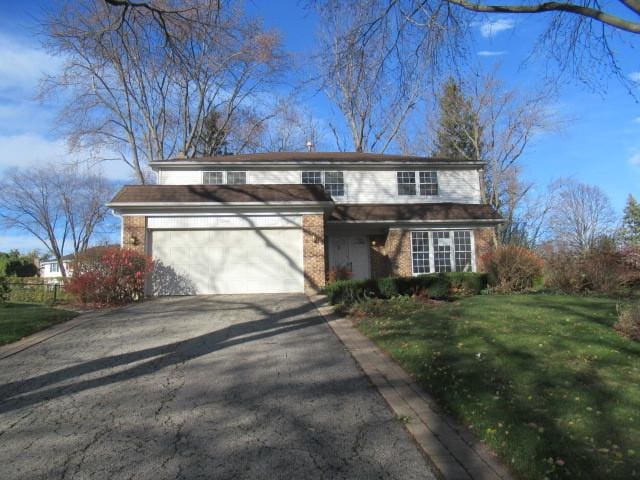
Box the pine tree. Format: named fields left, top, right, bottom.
left=621, top=194, right=640, bottom=244
left=431, top=78, right=483, bottom=161
left=195, top=110, right=229, bottom=156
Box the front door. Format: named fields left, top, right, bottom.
left=329, top=235, right=371, bottom=280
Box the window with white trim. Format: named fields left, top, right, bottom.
left=419, top=171, right=438, bottom=195
left=226, top=171, right=246, bottom=184
left=411, top=230, right=474, bottom=274
left=397, top=171, right=439, bottom=196
left=433, top=231, right=453, bottom=272
left=301, top=171, right=322, bottom=184
left=50, top=263, right=59, bottom=273
left=453, top=231, right=473, bottom=272
left=397, top=171, right=416, bottom=195
left=203, top=171, right=224, bottom=184
left=411, top=232, right=430, bottom=274
left=203, top=171, right=246, bottom=185
left=324, top=171, right=344, bottom=197
left=301, top=170, right=345, bottom=197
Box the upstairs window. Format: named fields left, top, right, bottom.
left=226, top=171, right=246, bottom=185
left=397, top=171, right=416, bottom=195
left=324, top=171, right=344, bottom=197
left=419, top=171, right=438, bottom=195
left=203, top=171, right=246, bottom=185
left=301, top=171, right=322, bottom=184
left=203, top=171, right=224, bottom=184
left=302, top=171, right=345, bottom=197
left=397, top=171, right=438, bottom=196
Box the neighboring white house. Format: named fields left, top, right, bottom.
left=39, top=257, right=73, bottom=284
left=108, top=152, right=503, bottom=296
left=40, top=246, right=116, bottom=283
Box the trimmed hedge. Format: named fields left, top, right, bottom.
left=324, top=272, right=488, bottom=305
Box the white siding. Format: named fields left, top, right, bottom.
left=158, top=167, right=481, bottom=204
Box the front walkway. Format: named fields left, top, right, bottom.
left=310, top=295, right=513, bottom=480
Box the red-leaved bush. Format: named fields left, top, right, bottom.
left=67, top=247, right=153, bottom=306
left=483, top=245, right=544, bottom=293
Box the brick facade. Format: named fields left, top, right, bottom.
left=473, top=227, right=497, bottom=272
left=122, top=216, right=147, bottom=254
left=302, top=214, right=326, bottom=292
left=385, top=229, right=413, bottom=277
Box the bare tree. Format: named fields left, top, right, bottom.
left=316, top=1, right=442, bottom=153
left=314, top=0, right=640, bottom=90
left=549, top=179, right=617, bottom=252
left=421, top=71, right=556, bottom=243
left=41, top=0, right=288, bottom=183
left=257, top=99, right=327, bottom=152
left=0, top=165, right=114, bottom=277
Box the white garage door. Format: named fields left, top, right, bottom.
left=151, top=229, right=304, bottom=295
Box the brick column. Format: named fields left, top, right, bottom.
left=473, top=227, right=497, bottom=272
left=385, top=229, right=412, bottom=277
left=303, top=214, right=326, bottom=292
left=370, top=234, right=391, bottom=278
left=122, top=216, right=147, bottom=254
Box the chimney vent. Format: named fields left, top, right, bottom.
left=306, top=141, right=314, bottom=152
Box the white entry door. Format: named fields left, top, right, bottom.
left=329, top=235, right=370, bottom=279
left=151, top=229, right=304, bottom=295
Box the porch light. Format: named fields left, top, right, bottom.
left=130, top=234, right=140, bottom=246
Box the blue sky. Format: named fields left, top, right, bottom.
left=0, top=0, right=638, bottom=252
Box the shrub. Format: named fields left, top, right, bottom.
left=446, top=272, right=489, bottom=295
left=67, top=247, right=153, bottom=306
left=544, top=241, right=640, bottom=295
left=0, top=277, right=10, bottom=304
left=324, top=279, right=379, bottom=305
left=615, top=303, right=640, bottom=342
left=484, top=245, right=543, bottom=292
left=327, top=265, right=352, bottom=283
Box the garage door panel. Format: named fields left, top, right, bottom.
left=151, top=228, right=304, bottom=295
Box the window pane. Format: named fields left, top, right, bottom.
left=419, top=171, right=438, bottom=196
left=411, top=231, right=430, bottom=274
left=227, top=171, right=246, bottom=184
left=203, top=171, right=223, bottom=185
left=433, top=231, right=452, bottom=272
left=324, top=171, right=344, bottom=197
left=302, top=171, right=322, bottom=184
left=454, top=231, right=473, bottom=272
left=397, top=171, right=416, bottom=196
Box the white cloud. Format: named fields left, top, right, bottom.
left=629, top=72, right=640, bottom=83
left=0, top=32, right=61, bottom=92
left=0, top=133, right=133, bottom=181
left=629, top=151, right=640, bottom=166
left=479, top=18, right=515, bottom=38
left=477, top=50, right=506, bottom=57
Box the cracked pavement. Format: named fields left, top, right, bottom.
left=0, top=294, right=436, bottom=480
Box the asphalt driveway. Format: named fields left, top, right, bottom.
left=0, top=294, right=436, bottom=480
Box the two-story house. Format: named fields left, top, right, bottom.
left=108, top=152, right=502, bottom=295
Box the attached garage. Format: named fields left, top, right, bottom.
left=150, top=228, right=304, bottom=295
left=107, top=183, right=332, bottom=296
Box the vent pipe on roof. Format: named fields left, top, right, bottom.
left=306, top=140, right=314, bottom=152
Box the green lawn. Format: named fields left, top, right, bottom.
left=353, top=294, right=640, bottom=480
left=0, top=303, right=78, bottom=345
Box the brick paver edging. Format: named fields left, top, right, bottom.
left=309, top=294, right=514, bottom=480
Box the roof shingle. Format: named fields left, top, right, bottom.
left=329, top=203, right=502, bottom=222
left=109, top=184, right=332, bottom=204
left=154, top=151, right=477, bottom=164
